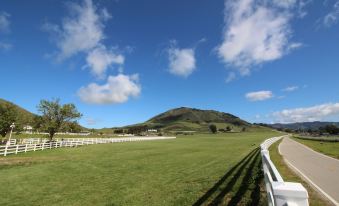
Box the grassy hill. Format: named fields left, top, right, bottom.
left=119, top=107, right=252, bottom=133
left=0, top=98, right=86, bottom=133
left=0, top=98, right=37, bottom=127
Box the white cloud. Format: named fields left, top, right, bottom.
left=168, top=43, right=196, bottom=77
left=245, top=90, right=273, bottom=101
left=85, top=45, right=125, bottom=78
left=43, top=0, right=111, bottom=61
left=78, top=74, right=141, bottom=104
left=282, top=85, right=299, bottom=92
left=0, top=12, right=10, bottom=33
left=218, top=0, right=302, bottom=78
left=273, top=102, right=339, bottom=123
left=323, top=1, right=339, bottom=27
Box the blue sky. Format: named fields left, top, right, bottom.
left=1, top=0, right=339, bottom=128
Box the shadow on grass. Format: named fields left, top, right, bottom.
left=193, top=148, right=265, bottom=206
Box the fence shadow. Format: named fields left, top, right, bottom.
left=192, top=148, right=260, bottom=206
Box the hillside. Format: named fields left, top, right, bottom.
left=0, top=98, right=86, bottom=132
left=0, top=98, right=36, bottom=127
left=269, top=121, right=339, bottom=131
left=121, top=107, right=252, bottom=132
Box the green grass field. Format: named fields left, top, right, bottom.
left=293, top=136, right=339, bottom=159
left=0, top=130, right=278, bottom=206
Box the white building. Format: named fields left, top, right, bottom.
left=23, top=125, right=33, bottom=134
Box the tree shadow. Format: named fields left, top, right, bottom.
left=192, top=148, right=259, bottom=206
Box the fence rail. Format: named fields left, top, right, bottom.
left=0, top=137, right=176, bottom=157
left=261, top=135, right=309, bottom=206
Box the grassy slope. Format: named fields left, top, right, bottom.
left=0, top=130, right=277, bottom=206
left=269, top=140, right=331, bottom=206
left=293, top=137, right=339, bottom=159
left=0, top=98, right=36, bottom=125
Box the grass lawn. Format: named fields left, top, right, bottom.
left=293, top=136, right=339, bottom=159
left=0, top=130, right=277, bottom=206
left=269, top=140, right=331, bottom=206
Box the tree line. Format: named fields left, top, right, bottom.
left=0, top=99, right=82, bottom=140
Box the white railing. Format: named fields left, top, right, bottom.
left=0, top=136, right=176, bottom=157
left=261, top=135, right=309, bottom=206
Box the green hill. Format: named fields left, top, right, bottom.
left=120, top=107, right=251, bottom=133
left=0, top=98, right=36, bottom=127
left=0, top=98, right=86, bottom=132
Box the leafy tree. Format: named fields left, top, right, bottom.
left=127, top=125, right=148, bottom=135
left=209, top=124, right=217, bottom=134
left=0, top=103, right=17, bottom=137
left=37, top=99, right=82, bottom=140
left=32, top=116, right=44, bottom=133
left=226, top=126, right=231, bottom=132
left=242, top=127, right=246, bottom=132
left=321, top=125, right=339, bottom=135
left=114, top=129, right=124, bottom=134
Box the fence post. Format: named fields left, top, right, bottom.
left=4, top=144, right=8, bottom=156
left=42, top=143, right=45, bottom=150
left=25, top=144, right=28, bottom=152
left=15, top=145, right=19, bottom=154
left=34, top=144, right=36, bottom=151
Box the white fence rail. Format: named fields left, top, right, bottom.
left=0, top=136, right=176, bottom=157
left=261, top=135, right=309, bottom=206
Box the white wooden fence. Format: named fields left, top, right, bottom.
left=0, top=136, right=176, bottom=157
left=261, top=135, right=309, bottom=206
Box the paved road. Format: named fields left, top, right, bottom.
left=279, top=137, right=339, bottom=205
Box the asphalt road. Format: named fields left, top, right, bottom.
left=279, top=137, right=339, bottom=205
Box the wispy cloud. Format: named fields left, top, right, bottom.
left=0, top=12, right=10, bottom=33
left=273, top=102, right=339, bottom=123
left=225, top=72, right=236, bottom=83
left=78, top=74, right=141, bottom=104
left=0, top=42, right=12, bottom=51
left=85, top=117, right=99, bottom=126
left=217, top=0, right=303, bottom=79
left=0, top=11, right=12, bottom=51
left=245, top=90, right=273, bottom=101
left=323, top=0, right=339, bottom=27
left=43, top=0, right=124, bottom=78
left=167, top=41, right=196, bottom=77
left=44, top=0, right=140, bottom=105
left=282, top=85, right=299, bottom=92
left=43, top=0, right=107, bottom=60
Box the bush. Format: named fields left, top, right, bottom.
left=209, top=124, right=217, bottom=134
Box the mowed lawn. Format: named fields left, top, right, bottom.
left=293, top=137, right=339, bottom=159
left=0, top=130, right=278, bottom=206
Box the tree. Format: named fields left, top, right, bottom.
left=32, top=116, right=44, bottom=133
left=37, top=99, right=82, bottom=140
left=0, top=103, right=17, bottom=137
left=322, top=125, right=339, bottom=135
left=242, top=127, right=246, bottom=132
left=226, top=126, right=231, bottom=132
left=209, top=124, right=217, bottom=134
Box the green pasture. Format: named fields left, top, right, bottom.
left=0, top=130, right=278, bottom=206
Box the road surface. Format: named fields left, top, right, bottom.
left=279, top=137, right=339, bottom=205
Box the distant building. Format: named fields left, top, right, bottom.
left=147, top=129, right=157, bottom=133
left=23, top=125, right=33, bottom=134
